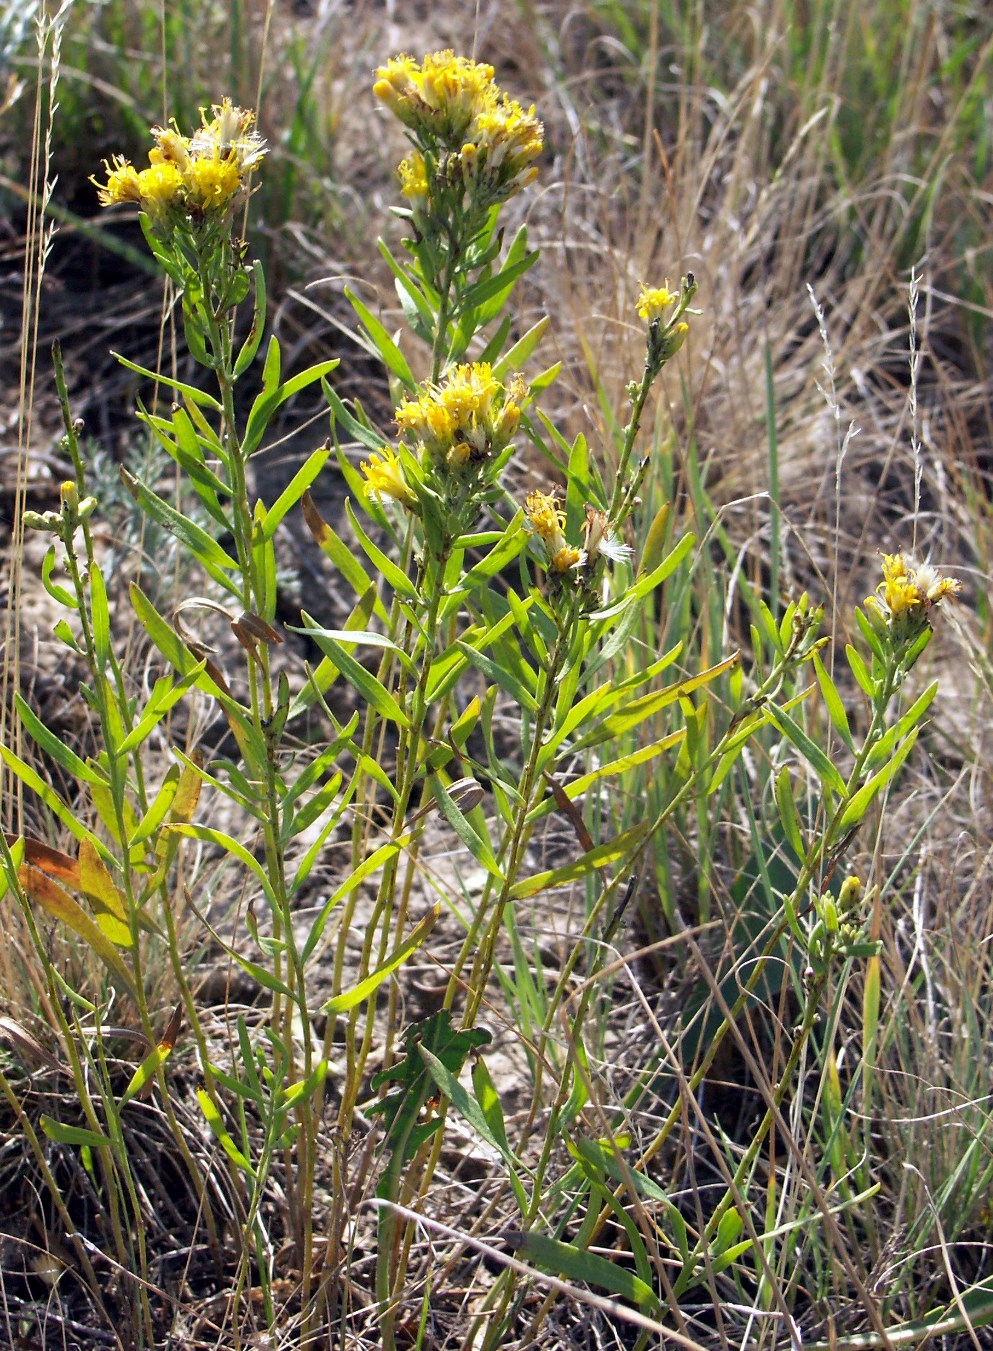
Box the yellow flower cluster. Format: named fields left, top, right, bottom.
left=93, top=98, right=266, bottom=225
left=360, top=449, right=416, bottom=507
left=374, top=52, right=496, bottom=142
left=394, top=363, right=525, bottom=473
left=636, top=283, right=675, bottom=322
left=867, top=553, right=961, bottom=631
left=524, top=490, right=581, bottom=573
left=636, top=276, right=695, bottom=370
left=374, top=50, right=543, bottom=203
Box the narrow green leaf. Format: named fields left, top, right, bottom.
left=117, top=662, right=207, bottom=755
left=112, top=352, right=222, bottom=409
left=89, top=562, right=111, bottom=672
left=379, top=237, right=437, bottom=335
left=301, top=492, right=385, bottom=617
left=120, top=1042, right=172, bottom=1108
left=508, top=1231, right=660, bottom=1311
left=242, top=357, right=339, bottom=457
left=422, top=1046, right=530, bottom=1215
left=14, top=694, right=108, bottom=786
left=346, top=286, right=417, bottom=390
left=324, top=905, right=440, bottom=1013
left=41, top=545, right=77, bottom=608
left=121, top=469, right=241, bottom=591
left=460, top=239, right=537, bottom=315
left=168, top=823, right=279, bottom=910
left=766, top=701, right=848, bottom=797
left=855, top=606, right=886, bottom=663
left=261, top=444, right=331, bottom=540
left=39, top=1116, right=111, bottom=1149
left=491, top=316, right=550, bottom=381
left=471, top=1055, right=515, bottom=1159
left=429, top=777, right=503, bottom=880
left=587, top=533, right=695, bottom=622
left=510, top=824, right=650, bottom=899
left=774, top=765, right=806, bottom=857
left=0, top=747, right=111, bottom=858
left=837, top=729, right=919, bottom=832
left=301, top=614, right=410, bottom=727
left=456, top=640, right=539, bottom=713
left=302, top=841, right=401, bottom=961
left=533, top=731, right=685, bottom=818
left=196, top=1087, right=255, bottom=1174
left=292, top=622, right=417, bottom=675
left=233, top=260, right=267, bottom=377
left=813, top=652, right=853, bottom=749
left=572, top=655, right=738, bottom=752
left=324, top=381, right=388, bottom=453
left=344, top=499, right=418, bottom=598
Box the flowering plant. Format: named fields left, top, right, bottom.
left=1, top=51, right=964, bottom=1351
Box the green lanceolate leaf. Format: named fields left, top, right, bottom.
left=510, top=823, right=651, bottom=899
left=837, top=729, right=919, bottom=832
left=506, top=1231, right=661, bottom=1312
left=813, top=651, right=854, bottom=750
left=301, top=491, right=385, bottom=615
left=325, top=381, right=386, bottom=454
left=492, top=316, right=550, bottom=380
left=571, top=655, right=737, bottom=753
left=344, top=499, right=419, bottom=599
left=766, top=700, right=848, bottom=798
left=40, top=1116, right=112, bottom=1149
left=302, top=840, right=401, bottom=961
left=41, top=545, right=77, bottom=609
left=775, top=765, right=807, bottom=857
left=299, top=612, right=410, bottom=727
left=346, top=286, right=417, bottom=390
left=370, top=1010, right=491, bottom=1152
left=242, top=356, right=339, bottom=457
left=14, top=694, right=109, bottom=787
left=260, top=444, right=332, bottom=540
left=233, top=259, right=267, bottom=377
left=455, top=638, right=539, bottom=713
left=324, top=905, right=440, bottom=1013
left=196, top=1087, right=255, bottom=1175
left=113, top=352, right=222, bottom=410
left=423, top=1046, right=529, bottom=1215
left=121, top=469, right=241, bottom=596
left=428, top=776, right=503, bottom=879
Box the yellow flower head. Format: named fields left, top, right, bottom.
left=525, top=489, right=565, bottom=541
left=149, top=122, right=192, bottom=172
left=96, top=99, right=265, bottom=232
left=525, top=490, right=581, bottom=573
left=466, top=96, right=544, bottom=198
left=375, top=50, right=542, bottom=204
left=187, top=155, right=243, bottom=211
left=92, top=155, right=142, bottom=206
left=550, top=545, right=583, bottom=573
left=192, top=98, right=267, bottom=171
left=866, top=553, right=961, bottom=633
left=398, top=151, right=430, bottom=207
left=375, top=50, right=496, bottom=142
left=636, top=283, right=675, bottom=322
left=136, top=161, right=185, bottom=216
left=396, top=363, right=525, bottom=473
left=360, top=449, right=417, bottom=508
